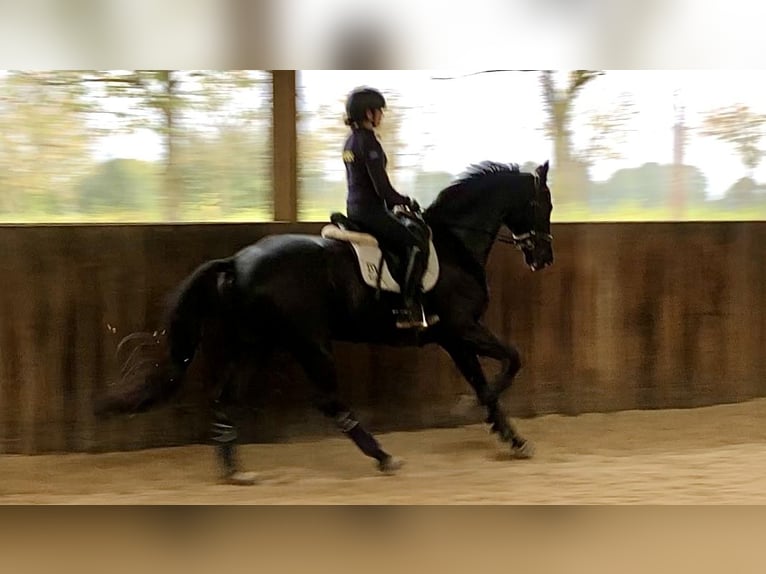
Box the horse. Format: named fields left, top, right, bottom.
left=95, top=160, right=554, bottom=484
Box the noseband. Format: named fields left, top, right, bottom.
left=500, top=172, right=552, bottom=250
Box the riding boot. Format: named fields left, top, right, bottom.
left=411, top=246, right=439, bottom=327
left=396, top=246, right=431, bottom=329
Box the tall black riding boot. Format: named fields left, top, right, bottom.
left=396, top=246, right=428, bottom=329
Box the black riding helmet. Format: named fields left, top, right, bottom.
left=345, top=87, right=386, bottom=125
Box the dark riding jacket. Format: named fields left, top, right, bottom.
left=343, top=127, right=409, bottom=213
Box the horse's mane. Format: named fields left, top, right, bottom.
left=451, top=161, right=521, bottom=188
left=425, top=161, right=522, bottom=214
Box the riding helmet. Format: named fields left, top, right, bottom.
left=345, top=86, right=386, bottom=124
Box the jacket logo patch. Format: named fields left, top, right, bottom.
left=343, top=150, right=355, bottom=162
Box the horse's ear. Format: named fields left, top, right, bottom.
left=536, top=160, right=549, bottom=180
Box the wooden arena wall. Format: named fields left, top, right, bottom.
left=1, top=221, right=765, bottom=453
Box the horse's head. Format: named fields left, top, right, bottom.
left=506, top=161, right=554, bottom=272
left=424, top=160, right=555, bottom=272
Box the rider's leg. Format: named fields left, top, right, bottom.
left=346, top=205, right=430, bottom=327
left=400, top=239, right=437, bottom=328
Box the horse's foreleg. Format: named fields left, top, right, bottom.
left=441, top=334, right=533, bottom=459
left=461, top=323, right=522, bottom=403
left=295, top=338, right=403, bottom=474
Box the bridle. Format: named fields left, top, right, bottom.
left=498, top=172, right=552, bottom=251
left=425, top=171, right=552, bottom=252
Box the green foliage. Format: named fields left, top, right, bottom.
left=177, top=127, right=273, bottom=218
left=77, top=159, right=160, bottom=214
left=298, top=176, right=348, bottom=221
left=81, top=70, right=272, bottom=220
left=0, top=72, right=94, bottom=217
left=592, top=162, right=709, bottom=210
left=0, top=70, right=273, bottom=223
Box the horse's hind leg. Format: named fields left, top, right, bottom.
left=209, top=364, right=258, bottom=485
left=200, top=323, right=258, bottom=485
left=293, top=338, right=403, bottom=474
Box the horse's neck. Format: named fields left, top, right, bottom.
left=427, top=171, right=532, bottom=268
left=445, top=225, right=499, bottom=269
left=425, top=193, right=507, bottom=268
left=429, top=222, right=490, bottom=295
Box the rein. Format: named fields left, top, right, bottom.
left=427, top=220, right=552, bottom=251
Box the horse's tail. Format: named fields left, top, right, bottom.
left=94, top=257, right=234, bottom=417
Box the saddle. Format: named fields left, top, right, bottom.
left=321, top=212, right=440, bottom=295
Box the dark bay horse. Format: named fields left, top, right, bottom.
left=96, top=160, right=554, bottom=484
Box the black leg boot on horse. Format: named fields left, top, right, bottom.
left=211, top=405, right=258, bottom=485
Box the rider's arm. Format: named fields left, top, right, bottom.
left=362, top=135, right=410, bottom=209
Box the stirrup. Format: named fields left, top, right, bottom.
left=394, top=305, right=435, bottom=330
left=394, top=308, right=420, bottom=329
left=420, top=305, right=440, bottom=328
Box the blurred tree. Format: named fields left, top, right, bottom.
left=431, top=70, right=607, bottom=206
left=297, top=98, right=347, bottom=179
left=540, top=70, right=603, bottom=205
left=723, top=176, right=758, bottom=204
left=594, top=162, right=708, bottom=211
left=82, top=70, right=271, bottom=220
left=178, top=126, right=272, bottom=219
left=577, top=92, right=637, bottom=165
left=700, top=103, right=766, bottom=179
left=0, top=70, right=272, bottom=221
left=296, top=95, right=348, bottom=218
left=77, top=158, right=160, bottom=215
left=0, top=72, right=94, bottom=218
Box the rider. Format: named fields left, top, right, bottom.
left=341, top=86, right=435, bottom=329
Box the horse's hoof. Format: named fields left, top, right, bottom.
left=377, top=456, right=405, bottom=474
left=512, top=439, right=535, bottom=460
left=222, top=471, right=258, bottom=486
